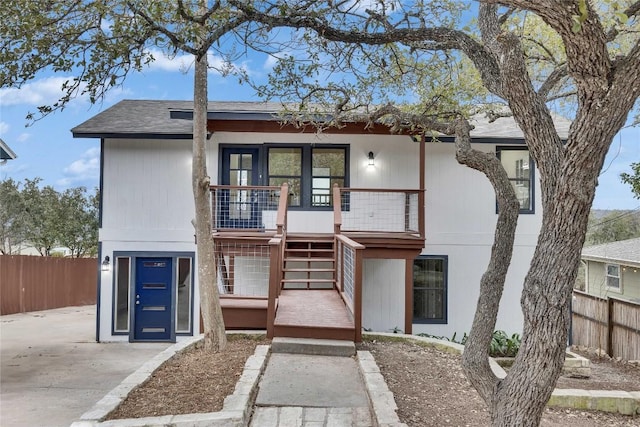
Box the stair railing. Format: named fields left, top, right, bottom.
left=335, top=234, right=364, bottom=342
left=267, top=183, right=289, bottom=338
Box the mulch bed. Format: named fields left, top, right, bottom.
left=104, top=334, right=638, bottom=426
left=106, top=335, right=269, bottom=420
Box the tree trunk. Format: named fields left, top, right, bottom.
left=193, top=50, right=226, bottom=352
left=453, top=116, right=520, bottom=404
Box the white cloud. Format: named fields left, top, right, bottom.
left=0, top=121, right=9, bottom=135
left=145, top=48, right=253, bottom=77
left=17, top=133, right=31, bottom=142
left=147, top=49, right=194, bottom=73
left=0, top=76, right=80, bottom=107
left=263, top=55, right=279, bottom=71
left=57, top=147, right=100, bottom=187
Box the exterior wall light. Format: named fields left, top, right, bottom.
left=368, top=151, right=375, bottom=166
left=101, top=255, right=111, bottom=272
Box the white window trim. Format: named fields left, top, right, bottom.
left=605, top=263, right=622, bottom=293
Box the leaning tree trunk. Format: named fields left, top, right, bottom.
left=452, top=117, right=521, bottom=404
left=193, top=49, right=227, bottom=352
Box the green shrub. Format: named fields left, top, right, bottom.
left=490, top=330, right=521, bottom=357
left=416, top=330, right=521, bottom=357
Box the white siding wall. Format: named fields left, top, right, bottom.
left=102, top=138, right=196, bottom=239
left=415, top=142, right=541, bottom=338
left=100, top=138, right=198, bottom=341
left=585, top=260, right=640, bottom=301
left=362, top=259, right=406, bottom=332
left=99, top=132, right=540, bottom=340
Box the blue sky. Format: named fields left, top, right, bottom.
left=0, top=49, right=638, bottom=210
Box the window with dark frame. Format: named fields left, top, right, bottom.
left=113, top=257, right=130, bottom=333
left=496, top=146, right=535, bottom=214
left=413, top=255, right=448, bottom=324
left=176, top=257, right=193, bottom=334
left=268, top=147, right=302, bottom=207
left=267, top=145, right=348, bottom=209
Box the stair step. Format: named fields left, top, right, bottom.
left=281, top=278, right=336, bottom=283
left=271, top=337, right=355, bottom=357
left=285, top=248, right=334, bottom=252
left=286, top=237, right=334, bottom=242
left=283, top=268, right=335, bottom=273
left=285, top=257, right=335, bottom=263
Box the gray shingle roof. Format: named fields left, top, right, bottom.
left=582, top=237, right=640, bottom=267
left=0, top=138, right=17, bottom=160
left=71, top=99, right=572, bottom=140
left=71, top=100, right=286, bottom=138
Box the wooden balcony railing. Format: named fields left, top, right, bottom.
left=333, top=185, right=425, bottom=237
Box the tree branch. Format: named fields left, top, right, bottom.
left=538, top=64, right=568, bottom=99
left=126, top=2, right=199, bottom=56
left=229, top=0, right=504, bottom=96
left=606, top=1, right=640, bottom=41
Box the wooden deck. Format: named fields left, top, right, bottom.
left=273, top=289, right=355, bottom=340
left=220, top=296, right=269, bottom=330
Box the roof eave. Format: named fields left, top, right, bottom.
left=581, top=255, right=640, bottom=269
left=72, top=132, right=195, bottom=140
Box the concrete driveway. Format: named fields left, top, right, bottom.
left=0, top=305, right=170, bottom=427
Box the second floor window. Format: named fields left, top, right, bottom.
left=267, top=145, right=348, bottom=209
left=497, top=146, right=535, bottom=214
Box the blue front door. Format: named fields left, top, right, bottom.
left=133, top=257, right=173, bottom=341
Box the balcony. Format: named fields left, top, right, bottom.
left=208, top=183, right=425, bottom=341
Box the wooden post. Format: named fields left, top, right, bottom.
left=404, top=258, right=413, bottom=335
left=419, top=133, right=426, bottom=238
left=333, top=184, right=342, bottom=235
left=267, top=237, right=282, bottom=338
left=276, top=183, right=288, bottom=235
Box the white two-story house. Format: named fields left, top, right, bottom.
left=72, top=100, right=569, bottom=343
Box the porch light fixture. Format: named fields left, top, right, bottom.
left=368, top=151, right=375, bottom=166
left=101, top=256, right=110, bottom=272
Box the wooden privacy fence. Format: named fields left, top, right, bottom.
left=571, top=290, right=640, bottom=361
left=0, top=255, right=97, bottom=315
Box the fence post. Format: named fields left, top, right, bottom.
left=568, top=293, right=573, bottom=346
left=607, top=297, right=614, bottom=357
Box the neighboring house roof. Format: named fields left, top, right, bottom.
left=0, top=138, right=17, bottom=160
left=582, top=237, right=640, bottom=268
left=71, top=99, right=572, bottom=140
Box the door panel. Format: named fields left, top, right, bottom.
left=220, top=147, right=262, bottom=229
left=133, top=257, right=173, bottom=341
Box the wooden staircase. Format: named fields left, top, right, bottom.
left=281, top=235, right=336, bottom=290
left=273, top=234, right=356, bottom=341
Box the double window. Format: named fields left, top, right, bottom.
left=267, top=145, right=348, bottom=209
left=496, top=146, right=535, bottom=214
left=413, top=255, right=448, bottom=324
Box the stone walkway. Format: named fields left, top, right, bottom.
left=251, top=406, right=372, bottom=427
left=250, top=351, right=374, bottom=426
